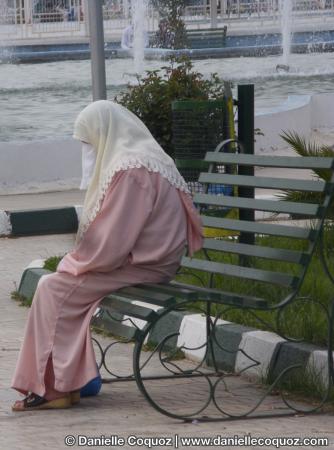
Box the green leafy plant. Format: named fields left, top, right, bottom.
left=151, top=0, right=188, bottom=48
left=116, top=56, right=225, bottom=158
left=44, top=255, right=63, bottom=272
left=11, top=290, right=33, bottom=308
left=279, top=131, right=334, bottom=218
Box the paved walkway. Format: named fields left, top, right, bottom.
left=0, top=189, right=85, bottom=211
left=1, top=232, right=334, bottom=450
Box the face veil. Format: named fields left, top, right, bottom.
left=80, top=143, right=97, bottom=190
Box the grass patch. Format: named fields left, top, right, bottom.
left=91, top=324, right=133, bottom=343
left=142, top=341, right=158, bottom=352
left=268, top=364, right=334, bottom=408
left=44, top=255, right=63, bottom=272
left=11, top=290, right=33, bottom=308
left=142, top=341, right=186, bottom=360
left=167, top=347, right=186, bottom=361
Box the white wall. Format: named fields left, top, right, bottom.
left=311, top=93, right=334, bottom=129
left=1, top=92, right=334, bottom=195
left=255, top=92, right=334, bottom=154
left=0, top=138, right=81, bottom=194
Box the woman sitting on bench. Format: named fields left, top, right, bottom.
left=11, top=100, right=203, bottom=411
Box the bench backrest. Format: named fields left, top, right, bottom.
left=181, top=151, right=334, bottom=309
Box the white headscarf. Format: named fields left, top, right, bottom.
left=73, top=100, right=189, bottom=241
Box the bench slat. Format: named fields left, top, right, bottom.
left=201, top=216, right=314, bottom=239
left=100, top=296, right=157, bottom=322
left=204, top=153, right=334, bottom=169
left=176, top=159, right=210, bottom=170
left=199, top=173, right=326, bottom=193
left=194, top=193, right=321, bottom=216
left=136, top=283, right=198, bottom=300
left=116, top=286, right=176, bottom=307
left=203, top=238, right=309, bottom=264
left=170, top=282, right=268, bottom=308
left=182, top=257, right=299, bottom=287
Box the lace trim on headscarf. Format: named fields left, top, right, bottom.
left=77, top=155, right=190, bottom=241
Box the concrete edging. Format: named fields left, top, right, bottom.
left=18, top=260, right=333, bottom=388
left=0, top=206, right=82, bottom=237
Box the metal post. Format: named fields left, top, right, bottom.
left=87, top=0, right=107, bottom=101
left=237, top=85, right=255, bottom=261
left=210, top=0, right=218, bottom=27
left=123, top=0, right=130, bottom=18
left=24, top=0, right=32, bottom=24
left=222, top=82, right=235, bottom=174
left=82, top=0, right=90, bottom=36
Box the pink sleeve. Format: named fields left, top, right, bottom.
left=57, top=171, right=153, bottom=276
left=178, top=191, right=203, bottom=257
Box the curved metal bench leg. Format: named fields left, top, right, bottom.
left=133, top=301, right=214, bottom=420
left=132, top=299, right=333, bottom=421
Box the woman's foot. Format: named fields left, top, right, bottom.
left=12, top=393, right=72, bottom=412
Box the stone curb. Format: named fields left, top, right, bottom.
left=18, top=260, right=333, bottom=388
left=0, top=206, right=82, bottom=237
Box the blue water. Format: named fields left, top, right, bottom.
left=225, top=30, right=334, bottom=48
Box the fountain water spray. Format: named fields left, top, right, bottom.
left=0, top=0, right=13, bottom=63
left=133, top=0, right=147, bottom=75
left=280, top=0, right=293, bottom=69
left=0, top=0, right=9, bottom=25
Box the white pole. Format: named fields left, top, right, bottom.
left=82, top=0, right=89, bottom=36
left=24, top=0, right=32, bottom=24
left=210, top=0, right=218, bottom=27
left=123, top=0, right=130, bottom=18
left=87, top=0, right=107, bottom=101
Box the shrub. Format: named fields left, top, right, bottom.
left=115, top=57, right=225, bottom=158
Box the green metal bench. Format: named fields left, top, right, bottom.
left=89, top=144, right=334, bottom=421
left=148, top=26, right=227, bottom=49
left=185, top=26, right=228, bottom=49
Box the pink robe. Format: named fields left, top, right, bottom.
left=12, top=168, right=202, bottom=396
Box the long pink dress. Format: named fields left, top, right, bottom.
left=12, top=168, right=202, bottom=397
